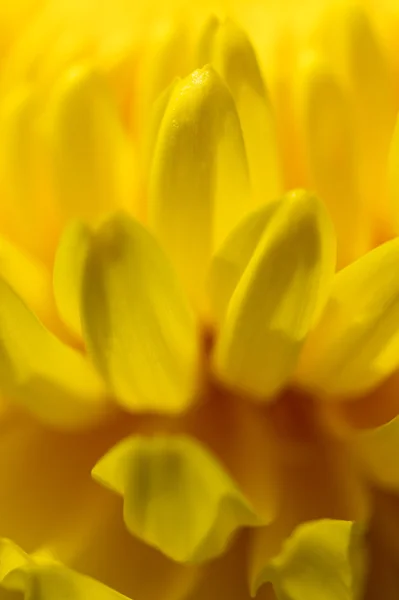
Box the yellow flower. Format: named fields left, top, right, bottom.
left=1, top=1, right=399, bottom=599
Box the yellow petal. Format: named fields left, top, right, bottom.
left=257, top=520, right=357, bottom=600
left=0, top=276, right=108, bottom=429
left=53, top=220, right=91, bottom=337
left=0, top=86, right=60, bottom=263
left=351, top=415, right=399, bottom=490
left=297, top=237, right=399, bottom=398
left=0, top=233, right=58, bottom=333
left=92, top=435, right=261, bottom=563
left=207, top=199, right=282, bottom=326
left=208, top=18, right=281, bottom=205
left=213, top=190, right=336, bottom=400
left=44, top=65, right=136, bottom=221
left=0, top=539, right=130, bottom=599
left=149, top=65, right=251, bottom=306
left=388, top=113, right=399, bottom=231
left=296, top=53, right=367, bottom=267
left=81, top=212, right=199, bottom=414
left=316, top=4, right=396, bottom=235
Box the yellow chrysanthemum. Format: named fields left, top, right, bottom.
left=0, top=1, right=399, bottom=599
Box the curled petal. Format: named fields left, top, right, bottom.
left=92, top=435, right=262, bottom=564
left=0, top=538, right=130, bottom=599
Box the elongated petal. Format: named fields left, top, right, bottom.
left=256, top=520, right=357, bottom=600
left=53, top=220, right=91, bottom=337
left=0, top=539, right=129, bottom=599
left=44, top=65, right=136, bottom=221
left=92, top=435, right=261, bottom=564
left=317, top=4, right=395, bottom=234
left=207, top=199, right=282, bottom=325
left=81, top=212, right=199, bottom=414
left=0, top=277, right=108, bottom=429
left=213, top=190, right=336, bottom=400
left=149, top=65, right=250, bottom=305
left=297, top=54, right=367, bottom=267
left=209, top=19, right=281, bottom=205
left=388, top=114, right=399, bottom=230
left=0, top=86, right=60, bottom=262
left=0, top=233, right=58, bottom=332
left=298, top=237, right=399, bottom=397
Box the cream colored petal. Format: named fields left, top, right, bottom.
left=213, top=190, right=336, bottom=399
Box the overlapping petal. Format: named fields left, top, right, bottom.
left=149, top=65, right=251, bottom=305
left=81, top=212, right=200, bottom=414
left=0, top=538, right=130, bottom=599
left=212, top=190, right=336, bottom=399
left=92, top=435, right=262, bottom=563
left=43, top=65, right=136, bottom=221
left=53, top=220, right=91, bottom=338
left=298, top=236, right=399, bottom=398
left=255, top=520, right=359, bottom=600
left=296, top=54, right=366, bottom=266
left=201, top=18, right=281, bottom=205
left=0, top=276, right=108, bottom=429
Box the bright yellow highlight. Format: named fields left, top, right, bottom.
left=93, top=435, right=262, bottom=563
left=149, top=65, right=250, bottom=305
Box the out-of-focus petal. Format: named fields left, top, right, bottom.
left=92, top=435, right=262, bottom=563
left=388, top=113, right=399, bottom=231
left=0, top=86, right=60, bottom=262
left=315, top=4, right=396, bottom=237
left=0, top=233, right=59, bottom=333
left=213, top=190, right=335, bottom=399
left=0, top=538, right=130, bottom=599
left=185, top=533, right=274, bottom=600
left=296, top=53, right=367, bottom=267
left=203, top=18, right=281, bottom=205
left=255, top=520, right=357, bottom=600
left=350, top=415, right=399, bottom=490
left=61, top=491, right=200, bottom=600
left=149, top=65, right=251, bottom=306
left=0, top=277, right=108, bottom=429
left=53, top=220, right=91, bottom=337
left=81, top=212, right=200, bottom=414
left=43, top=65, right=136, bottom=221
left=298, top=237, right=399, bottom=398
